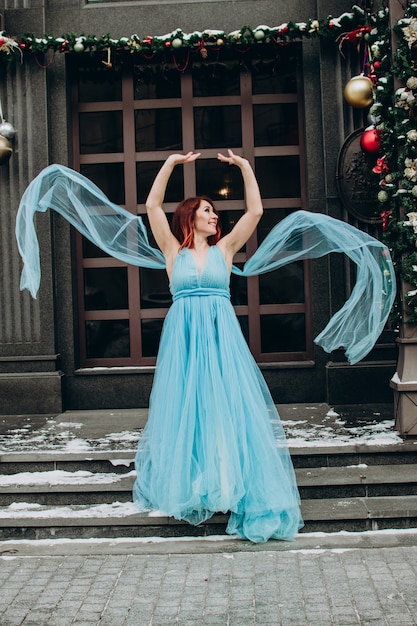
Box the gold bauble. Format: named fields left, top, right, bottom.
left=0, top=136, right=12, bottom=165
left=344, top=75, right=374, bottom=108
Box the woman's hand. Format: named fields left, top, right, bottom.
left=167, top=152, right=201, bottom=167
left=217, top=149, right=248, bottom=168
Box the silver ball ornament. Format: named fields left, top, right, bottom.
left=0, top=121, right=16, bottom=140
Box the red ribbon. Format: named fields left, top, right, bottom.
left=381, top=210, right=392, bottom=232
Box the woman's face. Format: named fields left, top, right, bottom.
left=193, top=200, right=218, bottom=238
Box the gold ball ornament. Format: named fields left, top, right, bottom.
left=344, top=75, right=374, bottom=108
left=0, top=136, right=12, bottom=165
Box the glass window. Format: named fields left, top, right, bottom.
left=80, top=163, right=125, bottom=205
left=140, top=268, right=172, bottom=309
left=79, top=111, right=123, bottom=154
left=252, top=51, right=299, bottom=95
left=260, top=314, right=306, bottom=352
left=77, top=66, right=122, bottom=103
left=135, top=109, right=182, bottom=152
left=137, top=162, right=184, bottom=204
left=196, top=159, right=244, bottom=201
left=259, top=263, right=304, bottom=305
left=84, top=267, right=128, bottom=310
left=73, top=46, right=308, bottom=366
left=134, top=65, right=181, bottom=100
left=141, top=319, right=164, bottom=357
left=253, top=104, right=299, bottom=147
left=194, top=106, right=242, bottom=149
left=86, top=319, right=130, bottom=358
left=255, top=156, right=301, bottom=198
left=192, top=62, right=240, bottom=97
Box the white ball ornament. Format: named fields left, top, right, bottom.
left=73, top=41, right=85, bottom=53
left=378, top=189, right=388, bottom=203
left=254, top=29, right=265, bottom=41
left=171, top=37, right=183, bottom=49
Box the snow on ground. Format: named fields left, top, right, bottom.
left=0, top=406, right=406, bottom=454
left=0, top=469, right=136, bottom=487
left=0, top=501, right=141, bottom=519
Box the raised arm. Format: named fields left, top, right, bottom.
left=216, top=150, right=263, bottom=261
left=146, top=152, right=200, bottom=258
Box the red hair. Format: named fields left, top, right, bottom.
left=172, top=196, right=221, bottom=249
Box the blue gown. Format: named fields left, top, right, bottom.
left=133, top=245, right=303, bottom=543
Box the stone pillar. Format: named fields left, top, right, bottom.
left=0, top=7, right=63, bottom=414
left=390, top=282, right=417, bottom=436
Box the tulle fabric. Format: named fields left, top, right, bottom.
left=15, top=164, right=395, bottom=364
left=14, top=163, right=397, bottom=542
left=132, top=246, right=303, bottom=542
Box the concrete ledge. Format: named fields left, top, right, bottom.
left=0, top=372, right=63, bottom=414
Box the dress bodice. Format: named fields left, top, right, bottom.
left=170, top=246, right=230, bottom=295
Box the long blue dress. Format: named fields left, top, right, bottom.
left=133, top=245, right=303, bottom=543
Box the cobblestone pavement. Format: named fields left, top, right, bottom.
left=1, top=543, right=417, bottom=626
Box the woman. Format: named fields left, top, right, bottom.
left=132, top=150, right=304, bottom=543
left=15, top=152, right=395, bottom=541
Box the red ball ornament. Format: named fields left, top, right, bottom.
left=373, top=61, right=381, bottom=70
left=360, top=128, right=381, bottom=154
left=0, top=37, right=5, bottom=47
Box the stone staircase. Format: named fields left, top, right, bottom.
left=2, top=442, right=417, bottom=540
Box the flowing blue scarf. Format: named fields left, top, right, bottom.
left=15, top=164, right=396, bottom=364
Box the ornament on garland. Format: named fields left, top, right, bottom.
left=344, top=74, right=374, bottom=108
left=360, top=127, right=381, bottom=154
left=0, top=100, right=15, bottom=166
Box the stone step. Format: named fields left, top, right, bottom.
left=2, top=441, right=417, bottom=475
left=1, top=495, right=417, bottom=540
left=1, top=464, right=417, bottom=505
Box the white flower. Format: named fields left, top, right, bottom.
left=404, top=211, right=417, bottom=232
left=309, top=20, right=320, bottom=33
left=402, top=18, right=417, bottom=48
left=407, top=129, right=417, bottom=141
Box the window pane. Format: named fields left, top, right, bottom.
left=192, top=62, right=240, bottom=97
left=194, top=106, right=241, bottom=149
left=218, top=210, right=246, bottom=252
left=86, top=319, right=130, bottom=358
left=77, top=68, right=122, bottom=103
left=259, top=262, right=304, bottom=304
left=252, top=50, right=299, bottom=95
left=253, top=104, right=298, bottom=147
left=135, top=109, right=182, bottom=152
left=231, top=273, right=248, bottom=306
left=196, top=159, right=243, bottom=201
left=137, top=162, right=184, bottom=204
left=257, top=208, right=294, bottom=244
left=142, top=319, right=164, bottom=357
left=83, top=238, right=111, bottom=259
left=255, top=156, right=300, bottom=198
left=80, top=163, right=125, bottom=204
left=140, top=268, right=172, bottom=308
left=134, top=65, right=181, bottom=99
left=84, top=267, right=128, bottom=310
left=260, top=314, right=306, bottom=352
left=237, top=315, right=249, bottom=343
left=79, top=111, right=123, bottom=154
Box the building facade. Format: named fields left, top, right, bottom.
left=0, top=0, right=396, bottom=414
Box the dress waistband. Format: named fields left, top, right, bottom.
left=173, top=287, right=230, bottom=301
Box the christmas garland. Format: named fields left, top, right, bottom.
left=0, top=5, right=384, bottom=64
